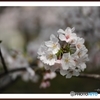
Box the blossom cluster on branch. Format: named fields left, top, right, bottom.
left=38, top=27, right=89, bottom=78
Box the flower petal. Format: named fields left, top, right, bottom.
left=72, top=27, right=75, bottom=32
left=59, top=34, right=66, bottom=41
left=73, top=70, right=80, bottom=76
left=60, top=69, right=67, bottom=76
left=50, top=34, right=58, bottom=43
left=66, top=73, right=72, bottom=78
left=45, top=41, right=53, bottom=47
left=65, top=27, right=72, bottom=34
left=80, top=63, right=86, bottom=71
left=57, top=29, right=65, bottom=34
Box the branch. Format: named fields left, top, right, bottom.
left=1, top=66, right=100, bottom=81
left=79, top=73, right=100, bottom=80
left=0, top=48, right=8, bottom=73
left=0, top=67, right=27, bottom=79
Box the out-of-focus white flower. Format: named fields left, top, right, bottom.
left=21, top=71, right=39, bottom=83
left=61, top=53, right=76, bottom=70
left=4, top=49, right=36, bottom=81
left=38, top=60, right=44, bottom=68
left=26, top=67, right=35, bottom=76
left=45, top=34, right=60, bottom=54
left=58, top=27, right=77, bottom=44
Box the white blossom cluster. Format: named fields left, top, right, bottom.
left=1, top=47, right=39, bottom=82
left=38, top=27, right=89, bottom=78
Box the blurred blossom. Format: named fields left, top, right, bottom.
left=0, top=8, right=25, bottom=51
left=2, top=47, right=36, bottom=81
left=43, top=72, right=56, bottom=80
left=21, top=71, right=39, bottom=83
left=40, top=81, right=50, bottom=89
left=38, top=60, right=44, bottom=68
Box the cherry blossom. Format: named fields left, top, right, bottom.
left=37, top=27, right=89, bottom=78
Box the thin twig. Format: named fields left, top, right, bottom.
left=0, top=66, right=100, bottom=81
left=0, top=48, right=8, bottom=73
left=79, top=73, right=100, bottom=80
left=0, top=67, right=26, bottom=78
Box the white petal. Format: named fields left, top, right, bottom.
left=66, top=73, right=72, bottom=78
left=60, top=69, right=67, bottom=76
left=50, top=72, right=56, bottom=79
left=26, top=67, right=35, bottom=76
left=73, top=71, right=80, bottom=76
left=61, top=64, right=69, bottom=70
left=81, top=38, right=85, bottom=44
left=80, top=63, right=86, bottom=71
left=72, top=27, right=75, bottom=32
left=62, top=53, right=70, bottom=59
left=50, top=34, right=58, bottom=43
left=65, top=27, right=72, bottom=34
left=37, top=45, right=47, bottom=55
left=59, top=34, right=66, bottom=41
left=45, top=41, right=53, bottom=47
left=57, top=29, right=65, bottom=34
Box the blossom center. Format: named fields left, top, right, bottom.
left=77, top=44, right=81, bottom=48
left=48, top=54, right=53, bottom=60
left=65, top=58, right=69, bottom=63
left=78, top=52, right=81, bottom=57
left=66, top=35, right=70, bottom=39
left=52, top=44, right=57, bottom=49
left=70, top=39, right=74, bottom=43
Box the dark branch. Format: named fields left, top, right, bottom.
left=0, top=67, right=27, bottom=78
left=0, top=65, right=100, bottom=81
left=0, top=48, right=8, bottom=73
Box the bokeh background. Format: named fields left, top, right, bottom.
left=0, top=7, right=100, bottom=93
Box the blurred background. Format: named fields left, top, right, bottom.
left=0, top=7, right=100, bottom=93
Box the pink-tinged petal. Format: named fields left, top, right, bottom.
left=57, top=29, right=65, bottom=34
left=59, top=34, right=66, bottom=41
left=56, top=60, right=61, bottom=64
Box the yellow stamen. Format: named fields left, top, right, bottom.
left=77, top=44, right=81, bottom=48
left=78, top=52, right=81, bottom=57
left=65, top=58, right=69, bottom=63
left=52, top=44, right=57, bottom=49
left=48, top=54, right=53, bottom=60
